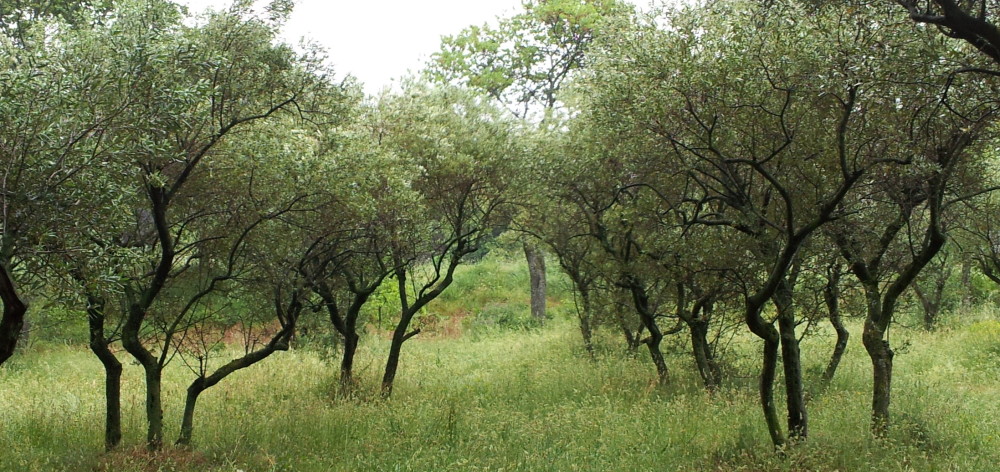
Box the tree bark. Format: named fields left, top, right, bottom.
left=863, top=319, right=892, bottom=436
left=913, top=285, right=940, bottom=330
left=87, top=297, right=122, bottom=451
left=773, top=278, right=807, bottom=440
left=524, top=241, right=547, bottom=323
left=616, top=309, right=641, bottom=353
left=626, top=279, right=669, bottom=384
left=178, top=382, right=205, bottom=446
left=575, top=283, right=595, bottom=359
left=689, top=318, right=721, bottom=390
left=122, top=314, right=164, bottom=451
left=177, top=319, right=295, bottom=445
left=139, top=363, right=164, bottom=449
left=754, top=321, right=785, bottom=448
left=961, top=258, right=973, bottom=307
left=381, top=245, right=467, bottom=398
left=643, top=331, right=669, bottom=384
left=340, top=331, right=359, bottom=394
left=821, top=267, right=848, bottom=384
left=17, top=314, right=30, bottom=350
left=381, top=316, right=419, bottom=398
left=0, top=263, right=28, bottom=366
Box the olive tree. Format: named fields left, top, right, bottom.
left=574, top=0, right=992, bottom=445
left=372, top=83, right=520, bottom=398
left=86, top=0, right=329, bottom=449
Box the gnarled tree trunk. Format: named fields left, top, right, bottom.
left=821, top=266, right=848, bottom=384
left=773, top=278, right=807, bottom=440
left=86, top=296, right=123, bottom=451
left=177, top=299, right=299, bottom=446
left=0, top=264, right=28, bottom=366
left=688, top=318, right=721, bottom=391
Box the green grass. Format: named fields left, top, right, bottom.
left=3, top=252, right=1000, bottom=471
left=2, top=312, right=999, bottom=471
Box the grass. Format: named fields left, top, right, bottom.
left=2, top=253, right=999, bottom=471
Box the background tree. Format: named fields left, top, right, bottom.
left=0, top=2, right=130, bottom=366
left=302, top=116, right=407, bottom=395
left=372, top=83, right=520, bottom=397
left=429, top=0, right=632, bottom=325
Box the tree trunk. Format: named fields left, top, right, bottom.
left=17, top=314, right=30, bottom=350
left=773, top=279, right=807, bottom=440
left=141, top=365, right=164, bottom=449
left=524, top=242, right=546, bottom=323
left=578, top=311, right=595, bottom=360
left=821, top=269, right=848, bottom=384
left=912, top=285, right=941, bottom=330
left=381, top=249, right=464, bottom=398
left=617, top=314, right=640, bottom=353
left=340, top=331, right=359, bottom=394
left=176, top=321, right=295, bottom=446
left=689, top=319, right=721, bottom=390
left=0, top=263, right=28, bottom=366
left=777, top=314, right=807, bottom=439
left=857, top=279, right=896, bottom=437
left=381, top=312, right=418, bottom=398
left=178, top=381, right=205, bottom=446
left=643, top=332, right=669, bottom=384
left=745, top=295, right=785, bottom=448
left=627, top=280, right=669, bottom=384
left=87, top=299, right=122, bottom=451
left=122, top=306, right=164, bottom=450
left=759, top=331, right=785, bottom=448
left=914, top=263, right=948, bottom=330
left=863, top=320, right=892, bottom=437
left=575, top=286, right=595, bottom=359
left=961, top=258, right=973, bottom=307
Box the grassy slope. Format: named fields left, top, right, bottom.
left=1, top=255, right=999, bottom=471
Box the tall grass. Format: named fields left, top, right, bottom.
left=2, top=256, right=999, bottom=471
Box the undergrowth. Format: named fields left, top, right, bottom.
left=2, top=255, right=999, bottom=471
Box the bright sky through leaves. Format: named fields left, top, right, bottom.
left=179, top=0, right=527, bottom=93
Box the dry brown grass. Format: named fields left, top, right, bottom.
left=94, top=446, right=213, bottom=472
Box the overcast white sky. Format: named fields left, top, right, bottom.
left=179, top=0, right=529, bottom=93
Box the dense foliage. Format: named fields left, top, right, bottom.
left=3, top=0, right=1000, bottom=467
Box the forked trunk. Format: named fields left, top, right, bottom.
left=579, top=312, right=595, bottom=360
left=746, top=299, right=785, bottom=448
left=778, top=315, right=807, bottom=439
left=576, top=287, right=595, bottom=359
left=628, top=280, right=669, bottom=384
left=122, top=306, right=164, bottom=450
left=176, top=324, right=295, bottom=445
left=759, top=334, right=784, bottom=447
left=913, top=283, right=945, bottom=330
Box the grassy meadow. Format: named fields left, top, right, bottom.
left=2, top=252, right=1000, bottom=471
